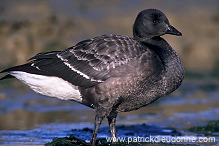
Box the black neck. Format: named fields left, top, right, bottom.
left=142, top=36, right=184, bottom=93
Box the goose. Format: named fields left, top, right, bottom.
left=0, top=9, right=184, bottom=145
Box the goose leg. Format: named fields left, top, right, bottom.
left=91, top=115, right=104, bottom=145
left=107, top=112, right=118, bottom=144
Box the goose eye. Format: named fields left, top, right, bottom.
left=153, top=19, right=159, bottom=24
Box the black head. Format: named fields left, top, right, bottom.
left=133, top=9, right=182, bottom=41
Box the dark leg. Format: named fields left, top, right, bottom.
left=107, top=112, right=118, bottom=144
left=91, top=115, right=104, bottom=145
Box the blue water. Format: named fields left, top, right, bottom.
left=0, top=79, right=219, bottom=145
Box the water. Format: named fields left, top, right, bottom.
left=0, top=79, right=219, bottom=145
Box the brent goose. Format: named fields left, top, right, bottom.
left=0, top=9, right=184, bottom=145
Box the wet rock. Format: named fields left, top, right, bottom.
left=188, top=120, right=219, bottom=135
left=45, top=134, right=90, bottom=146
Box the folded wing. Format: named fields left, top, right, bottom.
left=1, top=34, right=146, bottom=88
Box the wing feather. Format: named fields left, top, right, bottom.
left=2, top=34, right=147, bottom=88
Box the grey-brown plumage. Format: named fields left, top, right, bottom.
left=0, top=9, right=184, bottom=145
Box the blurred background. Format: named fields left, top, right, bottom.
left=0, top=0, right=219, bottom=145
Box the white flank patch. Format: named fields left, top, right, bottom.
left=10, top=71, right=82, bottom=102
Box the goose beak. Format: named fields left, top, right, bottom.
left=165, top=25, right=182, bottom=36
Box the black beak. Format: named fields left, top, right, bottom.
left=165, top=25, right=182, bottom=36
